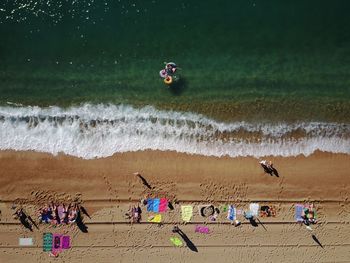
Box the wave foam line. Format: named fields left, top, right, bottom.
left=0, top=104, right=349, bottom=159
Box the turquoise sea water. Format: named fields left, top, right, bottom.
left=0, top=1, right=349, bottom=158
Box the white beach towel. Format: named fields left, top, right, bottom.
left=249, top=203, right=260, bottom=217
left=19, top=238, right=33, bottom=246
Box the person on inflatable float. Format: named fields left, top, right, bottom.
left=165, top=62, right=177, bottom=75
left=159, top=62, right=178, bottom=85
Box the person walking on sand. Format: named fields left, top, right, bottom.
left=133, top=172, right=153, bottom=189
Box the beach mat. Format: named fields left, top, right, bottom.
left=227, top=205, right=236, bottom=221
left=295, top=204, right=304, bottom=222
left=152, top=198, right=160, bottom=213
left=43, top=233, right=53, bottom=252
left=147, top=199, right=154, bottom=212
left=52, top=234, right=63, bottom=254
left=62, top=236, right=70, bottom=249
left=249, top=203, right=260, bottom=217
left=195, top=225, right=210, bottom=234
left=159, top=198, right=168, bottom=212
left=147, top=214, right=162, bottom=223
left=19, top=238, right=33, bottom=246
left=170, top=237, right=183, bottom=247
left=181, top=205, right=193, bottom=222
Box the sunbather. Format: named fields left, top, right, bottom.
left=68, top=204, right=78, bottom=223
left=57, top=204, right=68, bottom=224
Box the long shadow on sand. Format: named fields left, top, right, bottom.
left=312, top=234, right=324, bottom=248
left=76, top=212, right=88, bottom=233
left=177, top=229, right=198, bottom=252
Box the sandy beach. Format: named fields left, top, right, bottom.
left=0, top=150, right=349, bottom=262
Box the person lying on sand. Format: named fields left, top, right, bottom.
left=67, top=204, right=78, bottom=223
left=38, top=204, right=53, bottom=223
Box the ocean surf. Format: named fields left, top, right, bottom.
left=0, top=104, right=349, bottom=159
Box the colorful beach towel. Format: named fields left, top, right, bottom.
left=147, top=214, right=162, bottom=223
left=170, top=237, right=183, bottom=247
left=181, top=205, right=193, bottom=222
left=295, top=204, right=304, bottom=222
left=19, top=238, right=33, bottom=246
left=249, top=203, right=260, bottom=217
left=195, top=225, right=210, bottom=234
left=52, top=234, right=63, bottom=254
left=227, top=205, right=236, bottom=221
left=43, top=233, right=53, bottom=252
left=147, top=198, right=168, bottom=213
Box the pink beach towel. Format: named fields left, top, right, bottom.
left=159, top=198, right=168, bottom=212
left=195, top=225, right=210, bottom=234
left=52, top=234, right=63, bottom=254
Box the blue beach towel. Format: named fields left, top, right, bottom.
left=152, top=198, right=160, bottom=213
left=295, top=204, right=304, bottom=222
left=147, top=199, right=154, bottom=212
left=227, top=205, right=236, bottom=221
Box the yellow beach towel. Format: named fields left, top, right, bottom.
left=148, top=214, right=162, bottom=223
left=181, top=205, right=193, bottom=222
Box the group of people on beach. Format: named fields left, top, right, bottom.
left=38, top=203, right=79, bottom=225
left=159, top=62, right=178, bottom=85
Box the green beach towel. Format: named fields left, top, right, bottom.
left=43, top=233, right=53, bottom=252
left=170, top=237, right=183, bottom=247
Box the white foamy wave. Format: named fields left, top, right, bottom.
left=0, top=104, right=349, bottom=159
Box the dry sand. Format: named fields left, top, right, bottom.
left=0, top=150, right=349, bottom=262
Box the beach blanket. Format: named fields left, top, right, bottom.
left=170, top=237, right=183, bottom=247
left=195, top=225, right=210, bottom=234
left=43, top=233, right=53, bottom=252
left=295, top=204, right=304, bottom=222
left=159, top=198, right=168, bottom=212
left=147, top=198, right=168, bottom=213
left=227, top=205, right=236, bottom=221
left=147, top=214, right=162, bottom=223
left=147, top=198, right=155, bottom=212
left=249, top=203, right=260, bottom=217
left=19, top=238, right=33, bottom=246
left=62, top=236, right=70, bottom=249
left=52, top=234, right=63, bottom=254
left=181, top=205, right=193, bottom=222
